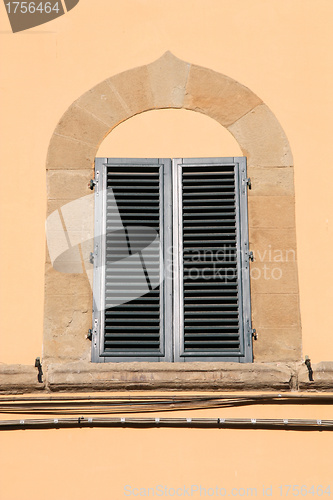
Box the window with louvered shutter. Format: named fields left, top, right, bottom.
left=173, top=158, right=252, bottom=362
left=92, top=157, right=252, bottom=363
left=91, top=158, right=173, bottom=362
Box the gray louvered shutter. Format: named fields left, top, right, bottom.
left=92, top=158, right=172, bottom=362
left=173, top=158, right=253, bottom=362
left=92, top=157, right=252, bottom=363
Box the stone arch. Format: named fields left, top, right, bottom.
left=44, top=52, right=301, bottom=366
left=47, top=51, right=293, bottom=169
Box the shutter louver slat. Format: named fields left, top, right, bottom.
left=103, top=166, right=162, bottom=356
left=181, top=165, right=241, bottom=355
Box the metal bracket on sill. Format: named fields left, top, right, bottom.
left=34, top=357, right=43, bottom=383
left=305, top=355, right=314, bottom=381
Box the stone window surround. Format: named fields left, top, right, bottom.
left=39, top=52, right=307, bottom=391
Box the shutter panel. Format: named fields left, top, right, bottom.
left=173, top=158, right=252, bottom=362
left=92, top=158, right=172, bottom=362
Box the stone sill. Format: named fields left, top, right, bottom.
left=1, top=361, right=332, bottom=394
left=46, top=361, right=295, bottom=392
left=298, top=362, right=333, bottom=391
left=0, top=363, right=45, bottom=394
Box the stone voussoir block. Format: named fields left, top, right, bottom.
left=75, top=79, right=132, bottom=127
left=108, top=64, right=154, bottom=116
left=54, top=104, right=111, bottom=147
left=147, top=51, right=190, bottom=109
left=184, top=64, right=262, bottom=127
left=228, top=104, right=293, bottom=167
left=46, top=133, right=96, bottom=170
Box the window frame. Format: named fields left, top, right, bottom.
left=92, top=157, right=253, bottom=363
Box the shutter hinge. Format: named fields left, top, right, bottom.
left=245, top=249, right=254, bottom=265
left=87, top=318, right=98, bottom=342
left=89, top=171, right=99, bottom=192
left=89, top=252, right=94, bottom=264
left=246, top=321, right=257, bottom=345
left=245, top=177, right=252, bottom=189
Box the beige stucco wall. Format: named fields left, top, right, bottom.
left=1, top=397, right=333, bottom=500
left=0, top=1, right=333, bottom=498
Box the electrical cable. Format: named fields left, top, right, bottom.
left=0, top=416, right=332, bottom=431
left=0, top=393, right=332, bottom=415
